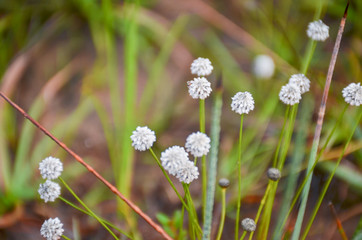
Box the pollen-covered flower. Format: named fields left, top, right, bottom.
left=130, top=126, right=156, bottom=151
left=161, top=146, right=189, bottom=176
left=185, top=132, right=211, bottom=157
left=39, top=156, right=63, bottom=180
left=307, top=20, right=329, bottom=41
left=253, top=55, right=275, bottom=79
left=289, top=74, right=310, bottom=94
left=38, top=180, right=61, bottom=203
left=241, top=218, right=256, bottom=232
left=279, top=83, right=302, bottom=105
left=190, top=57, right=213, bottom=76
left=231, top=91, right=255, bottom=114
left=342, top=82, right=362, bottom=106
left=175, top=160, right=199, bottom=184
left=40, top=217, right=64, bottom=240
left=187, top=77, right=212, bottom=99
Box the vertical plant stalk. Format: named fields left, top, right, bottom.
left=292, top=3, right=350, bottom=239
left=215, top=188, right=227, bottom=240
left=199, top=99, right=207, bottom=222
left=235, top=114, right=244, bottom=240
left=0, top=92, right=172, bottom=240
left=328, top=202, right=348, bottom=240
left=202, top=83, right=223, bottom=240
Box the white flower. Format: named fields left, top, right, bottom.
left=38, top=180, right=61, bottom=203
left=187, top=77, right=212, bottom=99
left=307, top=20, right=329, bottom=41
left=39, top=156, right=63, bottom=180
left=342, top=82, right=362, bottom=106
left=130, top=126, right=156, bottom=151
left=241, top=218, right=256, bottom=232
left=253, top=55, right=275, bottom=79
left=160, top=146, right=189, bottom=176
left=175, top=160, right=199, bottom=184
left=279, top=83, right=302, bottom=105
left=185, top=132, right=211, bottom=157
left=231, top=91, right=255, bottom=114
left=40, top=217, right=64, bottom=240
left=190, top=57, right=213, bottom=76
left=288, top=74, right=310, bottom=94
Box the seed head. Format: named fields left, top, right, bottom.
left=130, top=126, right=156, bottom=151
left=39, top=156, right=63, bottom=180
left=218, top=178, right=230, bottom=188
left=190, top=57, right=213, bottom=76
left=175, top=160, right=199, bottom=184
left=185, top=132, right=211, bottom=157
left=187, top=77, right=212, bottom=99
left=231, top=91, right=255, bottom=115
left=38, top=180, right=61, bottom=203
left=307, top=20, right=329, bottom=41
left=289, top=74, right=310, bottom=94
left=40, top=217, right=64, bottom=240
left=279, top=83, right=302, bottom=105
left=161, top=146, right=189, bottom=176
left=253, top=55, right=275, bottom=79
left=342, top=83, right=362, bottom=106
left=241, top=218, right=256, bottom=232
left=267, top=168, right=281, bottom=181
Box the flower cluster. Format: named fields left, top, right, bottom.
left=307, top=20, right=329, bottom=41
left=231, top=91, right=255, bottom=115
left=289, top=74, right=310, bottom=94
left=342, top=82, right=361, bottom=106
left=253, top=55, right=275, bottom=79
left=188, top=58, right=213, bottom=100
left=130, top=126, right=156, bottom=151
left=190, top=57, right=213, bottom=77
left=185, top=132, right=211, bottom=157
left=38, top=180, right=61, bottom=203
left=40, top=217, right=64, bottom=240
left=279, top=83, right=302, bottom=105
left=38, top=157, right=62, bottom=203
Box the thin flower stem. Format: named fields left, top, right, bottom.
left=177, top=204, right=185, bottom=240
left=292, top=3, right=350, bottom=239
left=272, top=106, right=290, bottom=167
left=58, top=177, right=119, bottom=240
left=248, top=183, right=272, bottom=240
left=59, top=197, right=133, bottom=239
left=0, top=92, right=172, bottom=240
left=328, top=203, right=348, bottom=240
left=235, top=114, right=244, bottom=240
left=215, top=188, right=227, bottom=240
left=183, top=183, right=199, bottom=240
left=62, top=235, right=71, bottom=240
left=239, top=231, right=247, bottom=240
left=199, top=99, right=207, bottom=222
left=301, top=111, right=362, bottom=240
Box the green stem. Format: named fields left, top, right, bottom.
left=199, top=99, right=207, bottom=223
left=235, top=114, right=244, bottom=240
left=239, top=231, right=247, bottom=240
left=62, top=235, right=71, bottom=240
left=59, top=177, right=119, bottom=240
left=216, top=188, right=227, bottom=240
left=59, top=197, right=133, bottom=239
left=183, top=183, right=199, bottom=239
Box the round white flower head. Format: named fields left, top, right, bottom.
left=342, top=82, right=362, bottom=106
left=267, top=168, right=281, bottom=181
left=187, top=77, right=212, bottom=99
left=39, top=156, right=63, bottom=180
left=161, top=146, right=189, bottom=176
left=253, top=55, right=275, bottom=79
left=40, top=217, right=64, bottom=240
left=307, top=20, right=329, bottom=41
left=241, top=218, right=256, bottom=232
left=175, top=160, right=199, bottom=184
left=38, top=180, right=61, bottom=203
left=190, top=57, right=213, bottom=76
left=279, top=83, right=302, bottom=105
left=130, top=126, right=156, bottom=151
left=231, top=91, right=255, bottom=114
left=185, top=132, right=211, bottom=157
left=288, top=74, right=310, bottom=94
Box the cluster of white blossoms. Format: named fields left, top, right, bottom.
left=342, top=82, right=362, bottom=106
left=241, top=218, right=256, bottom=232
left=307, top=20, right=329, bottom=41
left=231, top=91, right=255, bottom=115
left=188, top=58, right=213, bottom=100
left=38, top=157, right=63, bottom=203
left=253, top=55, right=275, bottom=79
left=185, top=132, right=211, bottom=157
left=289, top=74, right=310, bottom=94
left=40, top=217, right=64, bottom=240
left=279, top=74, right=310, bottom=105
left=130, top=126, right=156, bottom=151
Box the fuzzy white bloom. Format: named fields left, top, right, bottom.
left=187, top=77, right=212, bottom=99
left=307, top=20, right=329, bottom=41
left=161, top=146, right=189, bottom=176
left=38, top=180, right=61, bottom=203
left=279, top=83, right=302, bottom=105
left=288, top=74, right=310, bottom=94
left=185, top=132, right=211, bottom=157
left=40, top=217, right=64, bottom=240
left=253, top=55, right=275, bottom=79
left=190, top=57, right=213, bottom=76
left=241, top=218, right=256, bottom=232
left=231, top=91, right=255, bottom=114
left=130, top=126, right=156, bottom=151
left=175, top=160, right=199, bottom=184
left=39, top=157, right=63, bottom=180
left=342, top=82, right=362, bottom=106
